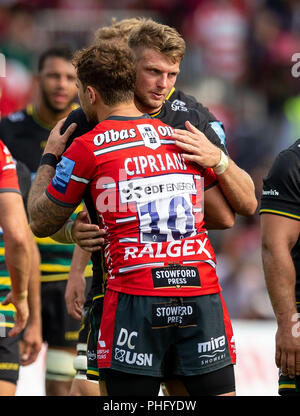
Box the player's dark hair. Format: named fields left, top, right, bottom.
left=73, top=43, right=136, bottom=106
left=38, top=47, right=73, bottom=72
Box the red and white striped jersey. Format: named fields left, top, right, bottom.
left=47, top=115, right=221, bottom=296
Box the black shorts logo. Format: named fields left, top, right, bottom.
left=151, top=265, right=201, bottom=289
left=152, top=301, right=197, bottom=328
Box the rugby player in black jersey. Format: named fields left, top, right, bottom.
left=0, top=47, right=94, bottom=396
left=260, top=140, right=300, bottom=396
left=51, top=18, right=256, bottom=395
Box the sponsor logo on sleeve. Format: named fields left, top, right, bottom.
left=8, top=112, right=25, bottom=122
left=51, top=156, right=75, bottom=194
left=209, top=121, right=226, bottom=146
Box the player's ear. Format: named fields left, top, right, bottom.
left=87, top=86, right=96, bottom=104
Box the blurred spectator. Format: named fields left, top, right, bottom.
left=247, top=4, right=300, bottom=159
left=0, top=5, right=37, bottom=71
left=277, top=95, right=300, bottom=153
left=248, top=6, right=300, bottom=114
left=56, top=0, right=102, bottom=10
left=0, top=59, right=33, bottom=117
left=182, top=0, right=251, bottom=83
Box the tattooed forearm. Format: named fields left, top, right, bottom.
left=28, top=165, right=74, bottom=237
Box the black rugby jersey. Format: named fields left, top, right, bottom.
left=16, top=160, right=32, bottom=208
left=167, top=87, right=214, bottom=116
left=61, top=89, right=228, bottom=302
left=0, top=105, right=51, bottom=174
left=260, top=138, right=300, bottom=301
left=152, top=100, right=227, bottom=154
left=0, top=104, right=92, bottom=284
left=167, top=88, right=226, bottom=148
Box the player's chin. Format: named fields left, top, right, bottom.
left=51, top=101, right=72, bottom=113
left=147, top=96, right=165, bottom=109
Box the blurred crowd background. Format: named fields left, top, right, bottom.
left=1, top=0, right=300, bottom=321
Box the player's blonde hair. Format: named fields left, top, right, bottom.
left=128, top=19, right=186, bottom=63
left=94, top=17, right=147, bottom=45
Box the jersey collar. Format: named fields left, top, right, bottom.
left=105, top=114, right=151, bottom=121
left=166, top=87, right=175, bottom=101
left=26, top=103, right=79, bottom=131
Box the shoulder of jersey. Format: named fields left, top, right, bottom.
left=168, top=89, right=197, bottom=108
left=69, top=106, right=87, bottom=122
left=163, top=99, right=191, bottom=113
left=4, top=109, right=27, bottom=123
left=0, top=139, right=8, bottom=153
left=270, top=138, right=300, bottom=172
left=75, top=119, right=107, bottom=143
left=273, top=138, right=300, bottom=164
left=165, top=93, right=191, bottom=113
left=166, top=90, right=211, bottom=119
left=158, top=101, right=204, bottom=130
left=0, top=140, right=14, bottom=164
left=66, top=107, right=89, bottom=129
left=167, top=89, right=217, bottom=120
left=289, top=138, right=300, bottom=155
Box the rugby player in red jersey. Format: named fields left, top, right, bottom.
left=43, top=18, right=257, bottom=396
left=28, top=41, right=237, bottom=396
left=0, top=140, right=33, bottom=395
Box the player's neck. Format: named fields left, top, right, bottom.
left=34, top=101, right=73, bottom=129
left=97, top=101, right=143, bottom=122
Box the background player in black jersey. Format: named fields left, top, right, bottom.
left=0, top=47, right=93, bottom=396
left=0, top=47, right=78, bottom=173
left=260, top=140, right=300, bottom=396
